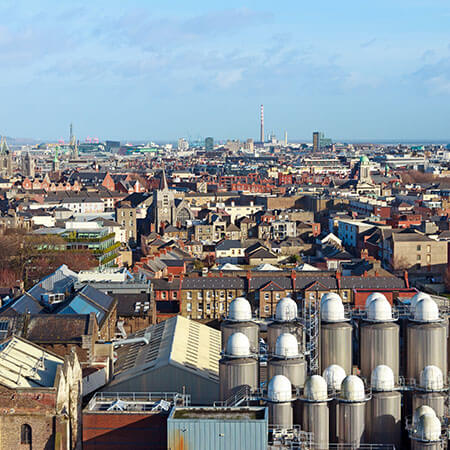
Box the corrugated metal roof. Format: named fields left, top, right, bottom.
left=0, top=336, right=63, bottom=388
left=113, top=316, right=220, bottom=383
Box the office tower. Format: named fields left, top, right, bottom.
left=284, top=131, right=288, bottom=146
left=313, top=131, right=332, bottom=152
left=313, top=132, right=321, bottom=152
left=205, top=137, right=214, bottom=152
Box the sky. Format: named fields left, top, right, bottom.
left=1, top=0, right=450, bottom=142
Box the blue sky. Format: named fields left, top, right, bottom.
left=1, top=0, right=450, bottom=142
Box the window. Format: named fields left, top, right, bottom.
left=264, top=293, right=270, bottom=300
left=275, top=293, right=281, bottom=300
left=264, top=305, right=270, bottom=312
left=206, top=291, right=211, bottom=299
left=161, top=292, right=166, bottom=300
left=228, top=291, right=233, bottom=299
left=187, top=291, right=192, bottom=300
left=172, top=291, right=177, bottom=299
left=187, top=302, right=192, bottom=312
left=21, top=424, right=32, bottom=445
left=197, top=292, right=203, bottom=300
left=417, top=254, right=421, bottom=261
left=427, top=245, right=431, bottom=253
left=198, top=303, right=203, bottom=311
left=417, top=245, right=421, bottom=251
left=220, top=291, right=225, bottom=299
left=220, top=302, right=224, bottom=312
left=427, top=254, right=431, bottom=263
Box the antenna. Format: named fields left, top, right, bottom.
left=260, top=105, right=264, bottom=143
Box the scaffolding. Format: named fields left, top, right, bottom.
left=301, top=294, right=320, bottom=375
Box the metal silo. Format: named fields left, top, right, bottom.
left=221, top=297, right=259, bottom=353
left=409, top=407, right=444, bottom=450
left=267, top=297, right=305, bottom=354
left=407, top=297, right=447, bottom=383
left=413, top=365, right=448, bottom=420
left=337, top=375, right=369, bottom=447
left=360, top=295, right=400, bottom=382
left=266, top=374, right=293, bottom=427
left=300, top=375, right=330, bottom=450
left=268, top=333, right=307, bottom=390
left=365, top=365, right=402, bottom=448
left=219, top=332, right=258, bottom=401
left=322, top=364, right=346, bottom=444
left=320, top=294, right=352, bottom=374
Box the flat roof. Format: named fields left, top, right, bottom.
left=172, top=407, right=266, bottom=421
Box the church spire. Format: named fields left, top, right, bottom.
left=159, top=168, right=168, bottom=191
left=0, top=136, right=9, bottom=155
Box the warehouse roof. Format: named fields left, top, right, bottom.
left=0, top=336, right=63, bottom=389
left=111, top=316, right=221, bottom=386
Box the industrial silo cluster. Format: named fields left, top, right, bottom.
left=219, top=292, right=450, bottom=448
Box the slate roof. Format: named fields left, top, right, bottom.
left=216, top=240, right=242, bottom=251
left=114, top=293, right=151, bottom=316
left=24, top=314, right=92, bottom=343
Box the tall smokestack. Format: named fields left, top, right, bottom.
left=260, top=104, right=264, bottom=143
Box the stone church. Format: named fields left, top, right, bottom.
left=152, top=169, right=193, bottom=232
left=0, top=137, right=13, bottom=178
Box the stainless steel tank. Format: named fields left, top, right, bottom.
left=413, top=392, right=447, bottom=419
left=268, top=357, right=307, bottom=390
left=268, top=402, right=293, bottom=428
left=328, top=399, right=339, bottom=444
left=221, top=320, right=259, bottom=353
left=219, top=356, right=258, bottom=401
left=365, top=391, right=402, bottom=448
left=301, top=401, right=329, bottom=450
left=407, top=322, right=447, bottom=382
left=360, top=321, right=400, bottom=382
left=320, top=322, right=352, bottom=374
left=338, top=402, right=366, bottom=447
left=411, top=442, right=443, bottom=450
left=267, top=320, right=305, bottom=354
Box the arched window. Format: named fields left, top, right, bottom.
left=21, top=424, right=32, bottom=444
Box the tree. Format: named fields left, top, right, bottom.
left=0, top=228, right=97, bottom=289
left=288, top=254, right=301, bottom=264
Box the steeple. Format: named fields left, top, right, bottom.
left=159, top=168, right=168, bottom=191
left=0, top=136, right=9, bottom=155
left=53, top=146, right=60, bottom=172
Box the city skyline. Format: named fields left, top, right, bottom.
left=1, top=0, right=450, bottom=141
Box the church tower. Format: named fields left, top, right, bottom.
left=358, top=155, right=371, bottom=183
left=53, top=146, right=60, bottom=172
left=22, top=151, right=35, bottom=178
left=0, top=137, right=13, bottom=178
left=153, top=169, right=175, bottom=230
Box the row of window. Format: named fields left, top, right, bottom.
left=416, top=245, right=432, bottom=252
left=160, top=291, right=236, bottom=300
left=186, top=302, right=225, bottom=312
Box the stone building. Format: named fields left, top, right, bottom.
left=0, top=337, right=82, bottom=449
left=0, top=137, right=13, bottom=179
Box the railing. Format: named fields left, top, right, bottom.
left=88, top=391, right=190, bottom=409
left=214, top=386, right=263, bottom=407
left=63, top=232, right=116, bottom=243
left=268, top=424, right=313, bottom=448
